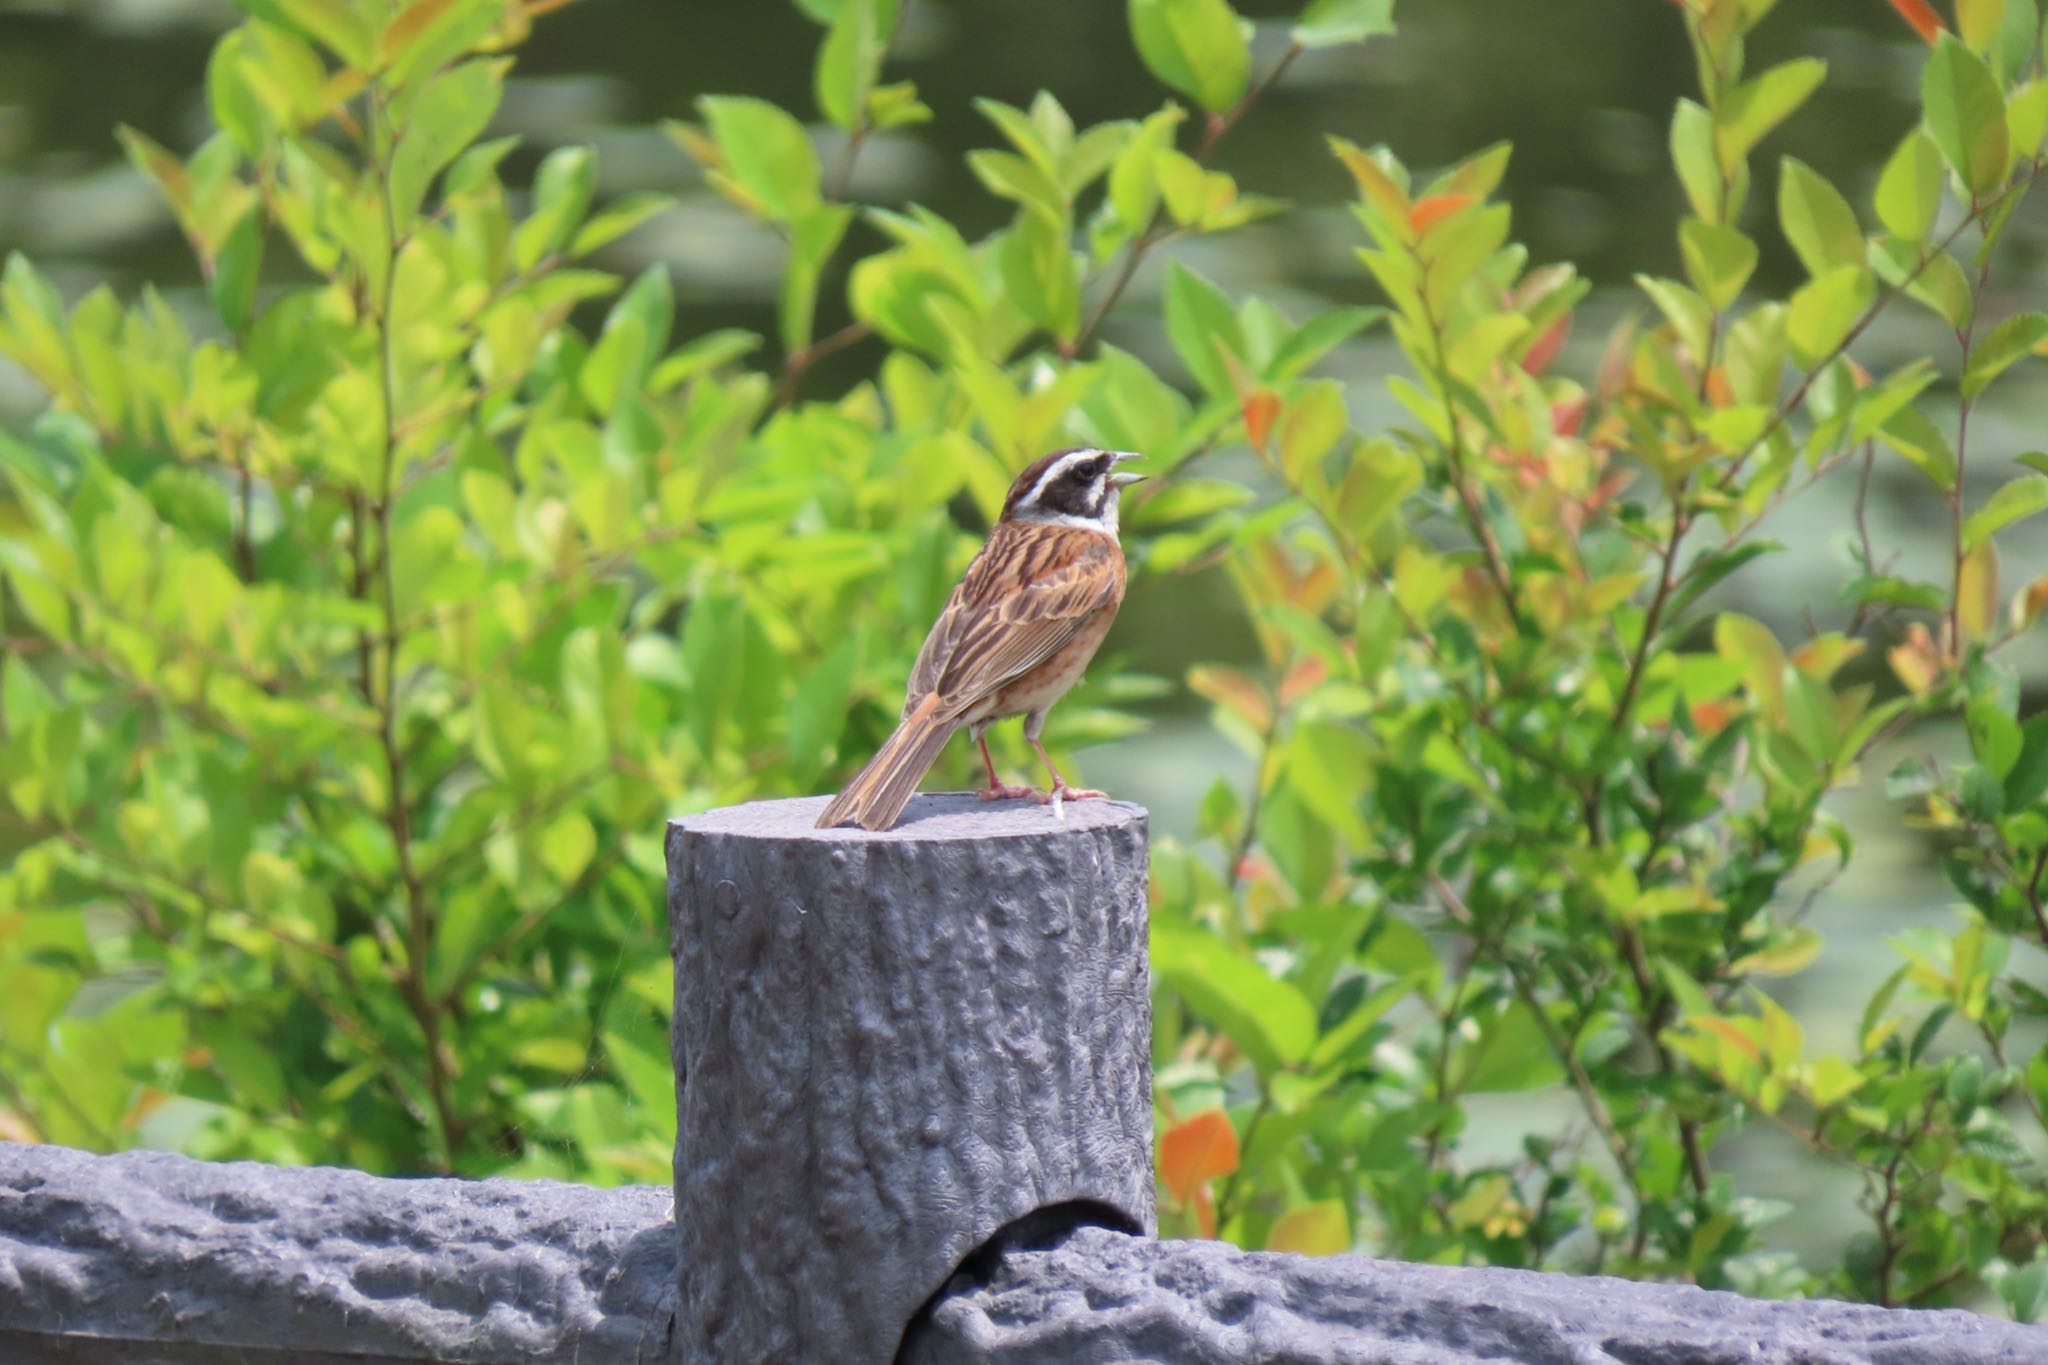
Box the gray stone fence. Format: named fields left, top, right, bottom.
left=3, top=795, right=2046, bottom=1364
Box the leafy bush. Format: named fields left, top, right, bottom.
left=2, top=0, right=2046, bottom=1317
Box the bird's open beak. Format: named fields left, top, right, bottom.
left=1106, top=451, right=1146, bottom=488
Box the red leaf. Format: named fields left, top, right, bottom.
left=1242, top=390, right=1281, bottom=451
left=1887, top=0, right=1942, bottom=43
left=1521, top=315, right=1570, bottom=377
left=1407, top=193, right=1476, bottom=235
left=1549, top=394, right=1588, bottom=437
left=1159, top=1109, right=1239, bottom=1205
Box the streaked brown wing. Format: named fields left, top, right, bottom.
left=903, top=521, right=1124, bottom=718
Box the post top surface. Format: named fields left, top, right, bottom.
left=671, top=792, right=1146, bottom=842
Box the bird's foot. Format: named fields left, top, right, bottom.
left=1032, top=784, right=1105, bottom=804
left=978, top=782, right=1042, bottom=802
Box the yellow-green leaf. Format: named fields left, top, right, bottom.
left=1267, top=1199, right=1350, bottom=1255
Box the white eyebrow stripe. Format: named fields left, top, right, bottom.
left=1021, top=448, right=1102, bottom=512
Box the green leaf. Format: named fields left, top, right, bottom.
left=1128, top=0, right=1252, bottom=114
left=1785, top=264, right=1873, bottom=369
left=814, top=0, right=895, bottom=130
left=195, top=1016, right=289, bottom=1114
left=513, top=145, right=598, bottom=269
left=1163, top=261, right=1245, bottom=395
left=1732, top=927, right=1825, bottom=976
left=1456, top=999, right=1565, bottom=1094
left=1635, top=274, right=1713, bottom=360
left=2005, top=713, right=2048, bottom=808
left=1878, top=241, right=1974, bottom=329
left=1266, top=1199, right=1350, bottom=1254
left=1874, top=128, right=1945, bottom=242
left=1953, top=0, right=2006, bottom=54
left=1285, top=719, right=1373, bottom=845
left=1716, top=58, right=1826, bottom=170
left=1962, top=474, right=2048, bottom=550
left=698, top=95, right=823, bottom=223
left=1107, top=103, right=1186, bottom=236
left=1962, top=311, right=2048, bottom=398
left=1292, top=0, right=1394, bottom=49
left=789, top=640, right=856, bottom=786
left=232, top=0, right=376, bottom=68
left=1152, top=922, right=1317, bottom=1076
left=1996, top=1257, right=2048, bottom=1325
left=382, top=0, right=507, bottom=90
left=1670, top=98, right=1725, bottom=224
left=1879, top=404, right=1959, bottom=492
left=1777, top=157, right=1863, bottom=276
left=206, top=30, right=271, bottom=157
left=1924, top=34, right=2009, bottom=198
left=971, top=139, right=1066, bottom=220
left=2008, top=79, right=2048, bottom=165
left=781, top=204, right=856, bottom=351
left=541, top=811, right=597, bottom=885
left=389, top=57, right=506, bottom=224
left=999, top=210, right=1081, bottom=343
left=209, top=207, right=264, bottom=334
left=866, top=80, right=932, bottom=130
left=571, top=192, right=674, bottom=257
left=1678, top=218, right=1757, bottom=311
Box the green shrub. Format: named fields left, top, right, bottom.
left=2, top=0, right=2045, bottom=1316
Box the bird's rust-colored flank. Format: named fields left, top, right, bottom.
left=816, top=448, right=1142, bottom=831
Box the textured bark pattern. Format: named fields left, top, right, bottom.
left=0, top=1141, right=675, bottom=1363
left=905, top=1225, right=2048, bottom=1365
left=668, top=793, right=1154, bottom=1365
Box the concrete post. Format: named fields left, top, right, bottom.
left=666, top=793, right=1155, bottom=1364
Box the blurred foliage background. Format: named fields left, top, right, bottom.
left=3, top=0, right=2048, bottom=1319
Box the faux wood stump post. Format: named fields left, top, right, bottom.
left=666, top=793, right=1155, bottom=1364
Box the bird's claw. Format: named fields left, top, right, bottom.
left=978, top=783, right=1042, bottom=802
left=1032, top=785, right=1105, bottom=804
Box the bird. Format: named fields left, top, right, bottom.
left=816, top=447, right=1145, bottom=832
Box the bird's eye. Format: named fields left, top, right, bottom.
left=1069, top=465, right=1092, bottom=482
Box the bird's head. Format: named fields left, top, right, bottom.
left=999, top=448, right=1146, bottom=533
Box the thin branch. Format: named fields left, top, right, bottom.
left=368, top=83, right=463, bottom=1168
left=1714, top=161, right=2043, bottom=497
left=775, top=319, right=876, bottom=409
left=1948, top=247, right=1994, bottom=651
left=1068, top=42, right=1303, bottom=356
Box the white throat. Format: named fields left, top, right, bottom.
left=1013, top=502, right=1120, bottom=538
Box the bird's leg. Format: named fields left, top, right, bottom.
left=1028, top=736, right=1105, bottom=805
left=975, top=728, right=1039, bottom=801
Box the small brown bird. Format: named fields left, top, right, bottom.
left=816, top=447, right=1144, bottom=831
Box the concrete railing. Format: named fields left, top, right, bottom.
left=4, top=795, right=2046, bottom=1364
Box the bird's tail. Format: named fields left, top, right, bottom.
left=815, top=696, right=956, bottom=831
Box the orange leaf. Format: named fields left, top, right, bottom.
left=1704, top=365, right=1735, bottom=406
left=1188, top=665, right=1273, bottom=732
left=1887, top=621, right=1943, bottom=696
left=1407, top=192, right=1476, bottom=235
left=1887, top=0, right=1943, bottom=43
left=1159, top=1108, right=1239, bottom=1205
left=2012, top=572, right=2048, bottom=633
left=1689, top=699, right=1738, bottom=735
left=1242, top=390, right=1281, bottom=452
left=383, top=0, right=460, bottom=59
left=1278, top=655, right=1328, bottom=707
